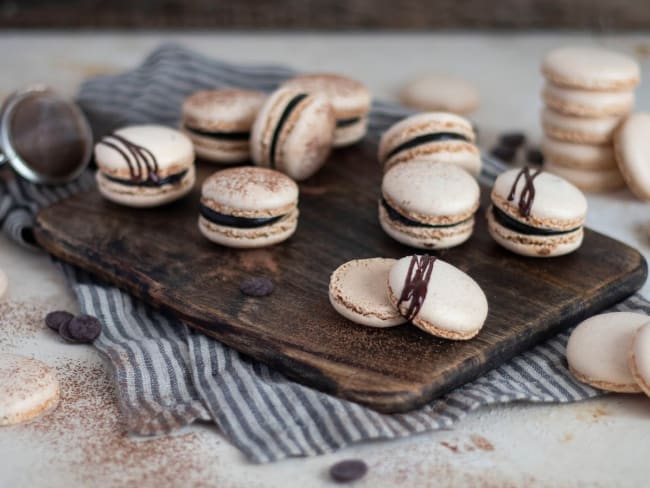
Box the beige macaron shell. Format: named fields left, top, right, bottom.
left=0, top=268, right=7, bottom=301
left=614, top=112, right=650, bottom=201
left=542, top=83, right=634, bottom=117
left=566, top=312, right=646, bottom=393
left=541, top=137, right=616, bottom=170
left=630, top=322, right=650, bottom=397
left=94, top=125, right=195, bottom=179
left=0, top=353, right=60, bottom=426
left=542, top=46, right=640, bottom=90
left=542, top=108, right=623, bottom=144
left=492, top=168, right=587, bottom=230
left=183, top=133, right=251, bottom=164
left=182, top=89, right=266, bottom=132
left=544, top=162, right=625, bottom=193
left=329, top=258, right=406, bottom=328
left=333, top=116, right=369, bottom=147
left=388, top=256, right=488, bottom=339
left=399, top=74, right=480, bottom=114
left=382, top=161, right=479, bottom=225
left=201, top=167, right=298, bottom=218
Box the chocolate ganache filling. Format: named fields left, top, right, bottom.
left=105, top=170, right=188, bottom=188
left=336, top=116, right=361, bottom=128
left=184, top=125, right=250, bottom=141
left=385, top=132, right=468, bottom=160
left=397, top=255, right=437, bottom=321
left=200, top=204, right=284, bottom=229
left=269, top=93, right=308, bottom=168
left=382, top=199, right=471, bottom=228
left=492, top=206, right=579, bottom=236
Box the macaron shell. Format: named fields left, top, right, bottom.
left=542, top=82, right=634, bottom=117
left=333, top=116, right=368, bottom=147
left=182, top=128, right=250, bottom=164
left=328, top=258, right=406, bottom=328
left=198, top=209, right=298, bottom=249
left=399, top=74, right=479, bottom=114
left=614, top=112, right=650, bottom=201
left=0, top=353, right=60, bottom=426
left=566, top=312, right=647, bottom=393
left=182, top=88, right=266, bottom=132
left=387, top=256, right=488, bottom=340
left=486, top=206, right=583, bottom=257
left=383, top=141, right=482, bottom=177
left=542, top=108, right=623, bottom=144
left=544, top=162, right=625, bottom=193
left=96, top=164, right=196, bottom=208
left=630, top=323, right=650, bottom=397
left=541, top=137, right=617, bottom=170
left=542, top=46, right=640, bottom=90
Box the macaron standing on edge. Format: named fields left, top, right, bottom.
left=250, top=87, right=336, bottom=181
left=94, top=124, right=196, bottom=208
left=614, top=112, right=650, bottom=201
left=378, top=112, right=481, bottom=176
left=380, top=161, right=480, bottom=250
left=181, top=88, right=266, bottom=164
left=487, top=167, right=588, bottom=257
left=198, top=166, right=299, bottom=249
left=281, top=73, right=372, bottom=147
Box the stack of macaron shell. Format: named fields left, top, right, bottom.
left=329, top=255, right=488, bottom=340
left=199, top=166, right=299, bottom=248
left=181, top=88, right=266, bottom=164
left=567, top=312, right=650, bottom=398
left=378, top=112, right=481, bottom=177
left=250, top=87, right=335, bottom=181
left=487, top=167, right=587, bottom=257
left=281, top=73, right=372, bottom=147
left=380, top=161, right=480, bottom=250
left=94, top=125, right=196, bottom=208
left=540, top=46, right=640, bottom=192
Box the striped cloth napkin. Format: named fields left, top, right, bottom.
left=1, top=44, right=645, bottom=464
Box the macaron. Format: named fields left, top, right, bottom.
left=630, top=322, right=650, bottom=398
left=380, top=161, right=480, bottom=250
left=487, top=167, right=587, bottom=257
left=387, top=255, right=488, bottom=340
left=614, top=112, right=650, bottom=201
left=0, top=353, right=60, bottom=425
left=542, top=82, right=634, bottom=118
left=378, top=112, right=481, bottom=176
left=198, top=166, right=299, bottom=249
left=250, top=87, right=335, bottom=181
left=541, top=46, right=640, bottom=91
left=181, top=88, right=266, bottom=164
left=94, top=124, right=196, bottom=208
left=329, top=258, right=406, bottom=328
left=566, top=312, right=647, bottom=393
left=281, top=73, right=371, bottom=147
left=541, top=108, right=623, bottom=144
left=541, top=137, right=617, bottom=171
left=544, top=161, right=625, bottom=193
left=399, top=73, right=480, bottom=115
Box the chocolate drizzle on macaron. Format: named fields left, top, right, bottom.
left=507, top=166, right=541, bottom=217
left=397, top=255, right=437, bottom=321
left=269, top=93, right=308, bottom=169
left=98, top=133, right=160, bottom=184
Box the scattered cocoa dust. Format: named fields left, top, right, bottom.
left=470, top=434, right=495, bottom=452
left=237, top=249, right=279, bottom=274
left=0, top=299, right=49, bottom=347
left=439, top=434, right=494, bottom=454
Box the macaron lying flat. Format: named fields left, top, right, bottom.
left=542, top=82, right=634, bottom=118
left=199, top=167, right=299, bottom=248
left=380, top=161, right=480, bottom=250
left=541, top=137, right=617, bottom=171
left=399, top=73, right=480, bottom=115
left=387, top=255, right=488, bottom=340
left=329, top=258, right=406, bottom=328
left=94, top=125, right=196, bottom=208
left=181, top=89, right=266, bottom=164
left=544, top=161, right=624, bottom=193
left=281, top=73, right=371, bottom=147
left=542, top=108, right=623, bottom=144
left=630, top=322, right=650, bottom=397
left=542, top=46, right=640, bottom=91
left=567, top=312, right=647, bottom=393
left=250, top=87, right=335, bottom=181
left=378, top=112, right=481, bottom=176
left=487, top=167, right=588, bottom=257
left=0, top=353, right=60, bottom=425
left=614, top=112, right=650, bottom=201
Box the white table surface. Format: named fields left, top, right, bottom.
left=1, top=32, right=649, bottom=488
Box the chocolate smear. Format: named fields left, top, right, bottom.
left=507, top=166, right=541, bottom=217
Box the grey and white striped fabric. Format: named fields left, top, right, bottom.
left=1, top=44, right=645, bottom=463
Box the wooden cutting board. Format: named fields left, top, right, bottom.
left=34, top=141, right=647, bottom=413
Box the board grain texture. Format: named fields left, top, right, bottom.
left=35, top=142, right=647, bottom=413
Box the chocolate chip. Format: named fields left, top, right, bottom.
left=45, top=311, right=74, bottom=332
left=329, top=459, right=368, bottom=483
left=526, top=148, right=545, bottom=166
left=489, top=145, right=516, bottom=163
left=499, top=132, right=526, bottom=148
left=64, top=314, right=102, bottom=344
left=240, top=277, right=274, bottom=297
